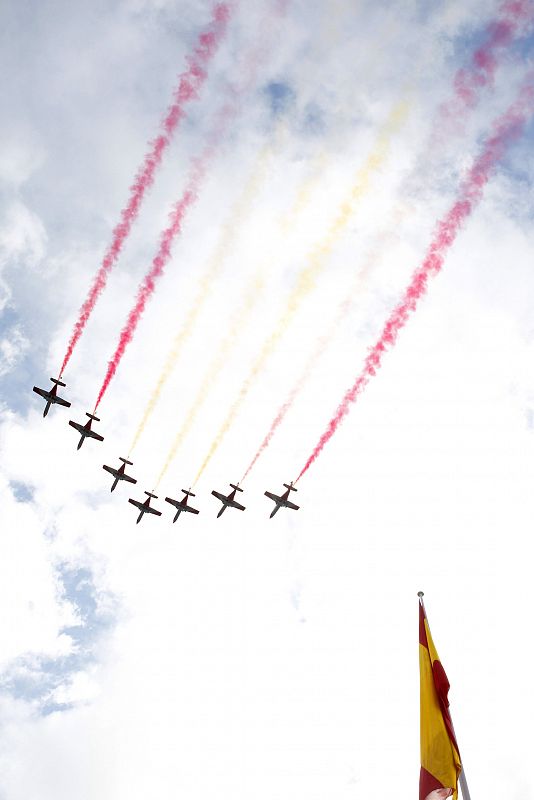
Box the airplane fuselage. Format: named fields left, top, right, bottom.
left=33, top=381, right=71, bottom=417
left=211, top=486, right=246, bottom=517
left=103, top=461, right=136, bottom=492
left=128, top=493, right=162, bottom=524
left=165, top=492, right=199, bottom=522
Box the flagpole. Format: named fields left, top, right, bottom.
left=417, top=593, right=473, bottom=800
left=458, top=768, right=472, bottom=800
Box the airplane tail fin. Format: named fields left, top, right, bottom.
left=284, top=483, right=297, bottom=492
left=230, top=483, right=243, bottom=492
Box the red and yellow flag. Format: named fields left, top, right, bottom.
left=419, top=596, right=462, bottom=800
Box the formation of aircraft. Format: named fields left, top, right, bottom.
left=32, top=384, right=304, bottom=521
left=32, top=378, right=71, bottom=418
left=211, top=483, right=246, bottom=518
left=264, top=482, right=299, bottom=518
left=103, top=457, right=137, bottom=492
left=165, top=489, right=199, bottom=522
left=128, top=491, right=162, bottom=524
left=68, top=413, right=105, bottom=450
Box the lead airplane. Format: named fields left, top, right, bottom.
left=68, top=413, right=104, bottom=450
left=103, top=457, right=137, bottom=492
left=128, top=491, right=162, bottom=524
left=164, top=488, right=199, bottom=522
left=264, top=482, right=299, bottom=518
left=33, top=377, right=71, bottom=417
left=211, top=483, right=246, bottom=518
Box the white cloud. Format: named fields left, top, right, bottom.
left=0, top=326, right=30, bottom=377
left=1, top=0, right=534, bottom=797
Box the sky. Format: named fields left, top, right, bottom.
left=1, top=0, right=534, bottom=797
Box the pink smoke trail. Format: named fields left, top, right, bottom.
left=296, top=77, right=534, bottom=482
left=58, top=3, right=232, bottom=378
left=92, top=137, right=216, bottom=412
left=437, top=0, right=533, bottom=130
left=242, top=4, right=534, bottom=482
left=92, top=2, right=291, bottom=411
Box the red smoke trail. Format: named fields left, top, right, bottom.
left=242, top=317, right=344, bottom=482
left=92, top=0, right=291, bottom=411
left=296, top=77, right=534, bottom=482
left=243, top=5, right=534, bottom=482
left=58, top=3, right=231, bottom=378
left=92, top=138, right=216, bottom=412
left=438, top=0, right=533, bottom=128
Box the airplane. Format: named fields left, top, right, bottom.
left=103, top=457, right=137, bottom=492
left=68, top=413, right=104, bottom=450
left=164, top=488, right=199, bottom=522
left=211, top=483, right=246, bottom=518
left=32, top=377, right=71, bottom=417
left=264, top=482, right=300, bottom=518
left=128, top=491, right=162, bottom=524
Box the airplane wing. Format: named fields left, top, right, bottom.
left=68, top=421, right=84, bottom=434
left=103, top=465, right=117, bottom=477
left=229, top=500, right=246, bottom=511
left=33, top=387, right=50, bottom=400
left=264, top=491, right=281, bottom=503
left=184, top=505, right=199, bottom=515
left=89, top=431, right=104, bottom=442
left=211, top=491, right=227, bottom=503
left=285, top=500, right=299, bottom=511
left=55, top=396, right=71, bottom=408
left=123, top=474, right=137, bottom=485
left=128, top=498, right=144, bottom=511
left=146, top=507, right=162, bottom=517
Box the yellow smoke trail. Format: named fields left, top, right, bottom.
left=194, top=98, right=411, bottom=483
left=154, top=271, right=264, bottom=488
left=127, top=134, right=283, bottom=456
left=281, top=12, right=402, bottom=235
left=128, top=0, right=400, bottom=458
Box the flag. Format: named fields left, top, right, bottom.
left=419, top=595, right=462, bottom=800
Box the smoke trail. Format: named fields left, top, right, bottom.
left=93, top=150, right=209, bottom=412
left=155, top=272, right=265, bottom=488
left=243, top=3, right=534, bottom=479
left=92, top=0, right=293, bottom=412
left=241, top=207, right=411, bottom=482
left=296, top=78, right=534, bottom=482
left=128, top=0, right=359, bottom=454
left=127, top=135, right=281, bottom=455
left=438, top=0, right=533, bottom=129
left=193, top=99, right=410, bottom=483
left=58, top=3, right=232, bottom=378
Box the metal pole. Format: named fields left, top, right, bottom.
left=458, top=768, right=472, bottom=800
left=418, top=593, right=472, bottom=800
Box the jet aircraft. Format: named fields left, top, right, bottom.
left=164, top=488, right=199, bottom=522
left=68, top=413, right=104, bottom=450
left=211, top=483, right=246, bottom=518
left=264, top=482, right=300, bottom=518
left=103, top=457, right=137, bottom=492
left=128, top=491, right=162, bottom=524
left=33, top=377, right=71, bottom=417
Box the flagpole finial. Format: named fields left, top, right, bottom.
left=417, top=591, right=424, bottom=598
